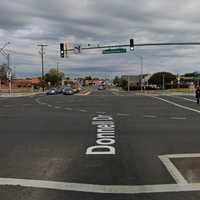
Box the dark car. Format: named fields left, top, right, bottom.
left=56, top=87, right=63, bottom=94
left=62, top=87, right=74, bottom=95
left=46, top=88, right=58, bottom=95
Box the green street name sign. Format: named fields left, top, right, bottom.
left=102, top=48, right=127, bottom=54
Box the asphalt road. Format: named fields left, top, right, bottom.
left=0, top=90, right=200, bottom=199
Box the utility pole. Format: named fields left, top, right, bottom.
left=0, top=42, right=11, bottom=95
left=7, top=54, right=12, bottom=96
left=38, top=44, right=48, bottom=92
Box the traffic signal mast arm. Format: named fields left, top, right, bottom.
left=63, top=42, right=200, bottom=52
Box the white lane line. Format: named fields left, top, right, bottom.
left=64, top=108, right=72, bottom=111
left=80, top=109, right=87, bottom=112
left=144, top=115, right=156, bottom=118
left=152, top=96, right=200, bottom=114
left=170, top=117, right=187, bottom=120
left=54, top=106, right=61, bottom=109
left=117, top=113, right=129, bottom=116
left=47, top=104, right=52, bottom=108
left=3, top=178, right=200, bottom=194
left=159, top=155, right=188, bottom=185
left=96, top=112, right=106, bottom=114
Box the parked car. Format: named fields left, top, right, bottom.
left=56, top=87, right=63, bottom=94
left=46, top=88, right=58, bottom=95
left=97, top=85, right=105, bottom=90
left=62, top=87, right=74, bottom=95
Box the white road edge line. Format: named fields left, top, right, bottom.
left=159, top=155, right=188, bottom=185
left=152, top=96, right=200, bottom=114
left=3, top=178, right=200, bottom=194
left=181, top=97, right=196, bottom=103
left=172, top=96, right=196, bottom=103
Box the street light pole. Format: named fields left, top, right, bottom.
left=140, top=56, right=143, bottom=92
left=133, top=53, right=144, bottom=92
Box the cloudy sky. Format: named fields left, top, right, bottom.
left=1, top=0, right=200, bottom=78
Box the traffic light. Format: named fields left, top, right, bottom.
left=60, top=43, right=64, bottom=58
left=130, top=39, right=134, bottom=51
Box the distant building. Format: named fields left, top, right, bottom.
left=84, top=79, right=105, bottom=86
left=121, top=74, right=152, bottom=87
left=1, top=78, right=41, bottom=92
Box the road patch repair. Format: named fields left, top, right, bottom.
left=86, top=114, right=116, bottom=155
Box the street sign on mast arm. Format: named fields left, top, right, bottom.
left=102, top=48, right=127, bottom=54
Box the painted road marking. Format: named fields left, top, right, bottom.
left=64, top=108, right=72, bottom=111
left=3, top=178, right=200, bottom=194
left=160, top=153, right=200, bottom=159
left=54, top=106, right=61, bottom=109
left=159, top=153, right=200, bottom=185
left=159, top=155, right=188, bottom=185
left=117, top=113, right=129, bottom=116
left=80, top=109, right=87, bottom=112
left=171, top=95, right=196, bottom=103
left=47, top=104, right=52, bottom=108
left=86, top=115, right=116, bottom=155
left=152, top=96, right=200, bottom=114
left=170, top=117, right=187, bottom=120
left=144, top=115, right=156, bottom=118
left=180, top=97, right=196, bottom=103
left=96, top=112, right=106, bottom=114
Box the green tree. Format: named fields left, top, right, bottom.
left=44, top=68, right=64, bottom=87
left=113, top=76, right=120, bottom=86
left=148, top=72, right=177, bottom=88
left=119, top=78, right=128, bottom=90
left=0, top=63, right=12, bottom=80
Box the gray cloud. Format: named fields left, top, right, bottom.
left=1, top=0, right=200, bottom=77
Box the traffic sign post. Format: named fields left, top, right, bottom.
left=102, top=48, right=127, bottom=54
left=7, top=70, right=12, bottom=96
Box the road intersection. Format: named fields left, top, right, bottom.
left=0, top=90, right=200, bottom=199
